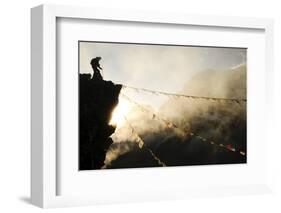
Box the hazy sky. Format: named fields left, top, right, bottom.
left=79, top=41, right=246, bottom=109
left=80, top=42, right=245, bottom=89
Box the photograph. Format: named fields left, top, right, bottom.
left=78, top=41, right=247, bottom=170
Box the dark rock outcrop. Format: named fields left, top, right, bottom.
left=79, top=74, right=122, bottom=170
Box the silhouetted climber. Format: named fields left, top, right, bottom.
left=79, top=57, right=122, bottom=170
left=90, top=57, right=103, bottom=81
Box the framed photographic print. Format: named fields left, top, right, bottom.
left=31, top=4, right=274, bottom=208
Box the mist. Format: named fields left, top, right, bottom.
left=104, top=63, right=247, bottom=168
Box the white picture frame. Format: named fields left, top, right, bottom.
left=31, top=4, right=274, bottom=208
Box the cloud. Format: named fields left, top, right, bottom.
left=105, top=64, right=247, bottom=168
left=104, top=141, right=134, bottom=167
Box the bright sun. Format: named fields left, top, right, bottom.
left=109, top=98, right=131, bottom=127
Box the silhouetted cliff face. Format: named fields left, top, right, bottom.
left=79, top=74, right=122, bottom=170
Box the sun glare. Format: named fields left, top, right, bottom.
left=109, top=98, right=131, bottom=127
